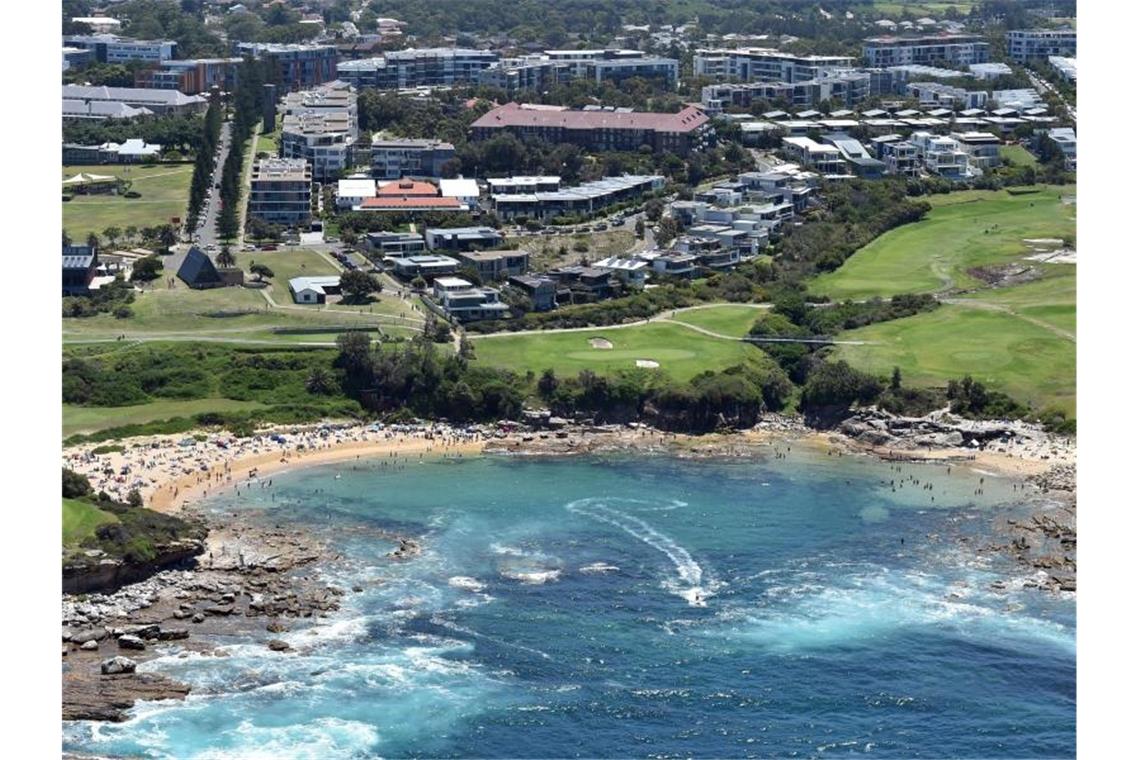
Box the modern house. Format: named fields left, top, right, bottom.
left=386, top=253, right=460, bottom=279
left=1006, top=29, right=1076, bottom=63
left=370, top=137, right=456, bottom=180
left=248, top=158, right=312, bottom=226
left=911, top=131, right=971, bottom=178
left=425, top=226, right=505, bottom=251
left=62, top=244, right=99, bottom=296
left=365, top=231, right=427, bottom=257
left=432, top=277, right=510, bottom=322
left=781, top=137, right=847, bottom=175
left=822, top=133, right=886, bottom=178
left=507, top=275, right=557, bottom=311
left=593, top=256, right=649, bottom=288
left=456, top=250, right=530, bottom=281
left=950, top=131, right=1002, bottom=169
left=877, top=138, right=920, bottom=176
left=289, top=276, right=342, bottom=304
left=1047, top=127, right=1077, bottom=170
left=470, top=102, right=711, bottom=155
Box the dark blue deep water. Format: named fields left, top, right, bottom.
left=64, top=451, right=1075, bottom=758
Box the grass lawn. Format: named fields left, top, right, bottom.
left=832, top=304, right=1075, bottom=416
left=470, top=321, right=768, bottom=382
left=960, top=265, right=1075, bottom=335
left=668, top=304, right=769, bottom=338
left=63, top=164, right=193, bottom=240
left=63, top=498, right=119, bottom=546
left=808, top=185, right=1075, bottom=301
left=63, top=398, right=269, bottom=437
left=237, top=247, right=340, bottom=293
left=1000, top=145, right=1039, bottom=167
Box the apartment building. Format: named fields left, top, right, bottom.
left=1006, top=29, right=1076, bottom=63
left=951, top=131, right=1002, bottom=169
left=1047, top=127, right=1077, bottom=170
left=480, top=50, right=678, bottom=93
left=470, top=102, right=711, bottom=155
left=456, top=250, right=531, bottom=281
left=693, top=48, right=854, bottom=82
left=871, top=136, right=921, bottom=177
left=365, top=231, right=427, bottom=257
left=134, top=58, right=243, bottom=94
left=1049, top=56, right=1076, bottom=82
left=911, top=131, right=971, bottom=178
left=370, top=137, right=456, bottom=180
left=280, top=82, right=359, bottom=181
left=486, top=176, right=562, bottom=194
left=863, top=34, right=989, bottom=67
left=235, top=43, right=338, bottom=90
left=336, top=48, right=499, bottom=89
left=63, top=34, right=177, bottom=64
left=489, top=174, right=665, bottom=221
left=905, top=82, right=989, bottom=109
left=248, top=158, right=312, bottom=226
left=701, top=70, right=871, bottom=112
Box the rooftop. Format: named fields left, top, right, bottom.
left=471, top=102, right=709, bottom=134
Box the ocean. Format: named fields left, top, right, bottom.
left=63, top=450, right=1075, bottom=758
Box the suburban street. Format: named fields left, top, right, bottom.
left=193, top=120, right=232, bottom=251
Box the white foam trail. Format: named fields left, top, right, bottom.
left=430, top=616, right=552, bottom=660
left=567, top=498, right=714, bottom=604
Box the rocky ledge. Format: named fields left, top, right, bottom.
left=837, top=408, right=1071, bottom=459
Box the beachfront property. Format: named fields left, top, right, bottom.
left=364, top=231, right=427, bottom=257
left=821, top=134, right=887, bottom=178
left=432, top=276, right=510, bottom=321
left=425, top=226, right=505, bottom=251
left=781, top=136, right=848, bottom=175
left=639, top=251, right=700, bottom=279
left=336, top=48, right=499, bottom=89
left=386, top=253, right=460, bottom=279
left=248, top=158, right=313, bottom=226
left=280, top=82, right=358, bottom=181
left=692, top=48, right=855, bottom=82
left=62, top=139, right=161, bottom=164
left=488, top=174, right=666, bottom=222
left=872, top=136, right=921, bottom=177
left=862, top=34, right=990, bottom=67
left=479, top=50, right=678, bottom=92
left=353, top=179, right=466, bottom=213
left=592, top=256, right=649, bottom=288
left=469, top=102, right=711, bottom=155
left=456, top=250, right=531, bottom=281
left=1006, top=29, right=1077, bottom=63
left=61, top=85, right=209, bottom=117
left=62, top=34, right=177, bottom=64
left=288, top=276, right=343, bottom=304
left=370, top=137, right=456, bottom=180
left=234, top=42, right=338, bottom=90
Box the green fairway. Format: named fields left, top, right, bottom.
left=63, top=498, right=119, bottom=545
left=470, top=321, right=767, bottom=381
left=667, top=304, right=769, bottom=337
left=63, top=163, right=193, bottom=240
left=959, top=265, right=1076, bottom=335
left=809, top=185, right=1076, bottom=301
left=831, top=304, right=1075, bottom=416
left=63, top=398, right=269, bottom=436
left=1000, top=145, right=1039, bottom=167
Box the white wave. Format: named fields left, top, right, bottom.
left=567, top=497, right=715, bottom=605
left=579, top=562, right=620, bottom=574
left=192, top=717, right=379, bottom=760
left=500, top=568, right=561, bottom=584
left=448, top=575, right=486, bottom=592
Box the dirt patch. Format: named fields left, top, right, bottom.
left=635, top=359, right=660, bottom=368
left=1025, top=249, right=1076, bottom=264
left=967, top=263, right=1043, bottom=288
left=589, top=338, right=613, bottom=349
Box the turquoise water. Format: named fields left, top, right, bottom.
left=64, top=451, right=1075, bottom=758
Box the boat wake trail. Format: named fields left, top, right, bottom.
left=566, top=498, right=717, bottom=606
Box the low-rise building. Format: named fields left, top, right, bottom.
left=507, top=275, right=557, bottom=311
left=62, top=84, right=208, bottom=116
left=425, top=226, right=505, bottom=251
left=593, top=256, right=649, bottom=288
left=365, top=231, right=427, bottom=257
left=642, top=251, right=699, bottom=279
left=386, top=253, right=460, bottom=279
left=456, top=249, right=530, bottom=280
left=63, top=34, right=177, bottom=64
left=248, top=158, right=312, bottom=226
left=863, top=34, right=989, bottom=67
left=700, top=70, right=871, bottom=113
left=289, top=276, right=342, bottom=304
left=134, top=57, right=243, bottom=94
left=62, top=138, right=161, bottom=164
left=489, top=174, right=665, bottom=221
left=905, top=82, right=988, bottom=109
left=1049, top=56, right=1076, bottom=82
left=433, top=277, right=510, bottom=321
left=781, top=137, right=847, bottom=175
left=1047, top=127, right=1077, bottom=170
left=370, top=137, right=456, bottom=180
left=875, top=137, right=920, bottom=176
left=62, top=243, right=99, bottom=296
left=336, top=177, right=378, bottom=210
left=951, top=131, right=1002, bottom=169
left=911, top=131, right=971, bottom=178
left=486, top=176, right=562, bottom=195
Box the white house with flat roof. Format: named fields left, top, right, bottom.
left=336, top=178, right=378, bottom=209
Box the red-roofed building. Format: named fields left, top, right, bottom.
left=375, top=179, right=440, bottom=197
left=358, top=196, right=464, bottom=211
left=469, top=102, right=711, bottom=154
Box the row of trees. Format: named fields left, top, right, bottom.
left=185, top=100, right=222, bottom=232
left=217, top=59, right=275, bottom=241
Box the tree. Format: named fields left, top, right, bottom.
left=644, top=198, right=664, bottom=222
left=86, top=232, right=100, bottom=250
left=249, top=262, right=275, bottom=282
left=634, top=218, right=645, bottom=239
left=62, top=467, right=92, bottom=498
left=130, top=255, right=164, bottom=282
left=537, top=368, right=559, bottom=398
left=305, top=367, right=334, bottom=395
left=890, top=366, right=902, bottom=391
left=63, top=230, right=72, bottom=247
left=158, top=224, right=178, bottom=254
left=103, top=226, right=122, bottom=248
left=125, top=225, right=139, bottom=243
left=127, top=489, right=144, bottom=508
left=655, top=217, right=679, bottom=247
left=340, top=270, right=380, bottom=302
left=215, top=246, right=236, bottom=268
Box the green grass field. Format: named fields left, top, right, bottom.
left=809, top=185, right=1076, bottom=301
left=960, top=265, right=1075, bottom=335
left=832, top=304, right=1075, bottom=416
left=1000, top=145, right=1039, bottom=167
left=470, top=321, right=766, bottom=382
left=63, top=398, right=269, bottom=436
left=667, top=304, right=768, bottom=338
left=63, top=164, right=193, bottom=240
left=63, top=498, right=119, bottom=545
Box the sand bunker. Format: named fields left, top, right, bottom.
left=635, top=359, right=660, bottom=368
left=589, top=338, right=613, bottom=349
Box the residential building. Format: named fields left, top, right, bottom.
left=63, top=46, right=94, bottom=71
left=289, top=276, right=342, bottom=304
left=470, top=102, right=711, bottom=154
left=1047, top=127, right=1077, bottom=170
left=593, top=256, right=649, bottom=288
left=1049, top=56, right=1076, bottom=82
left=951, top=131, right=1002, bottom=169
left=280, top=83, right=358, bottom=181
left=365, top=231, right=427, bottom=257
left=969, top=62, right=1013, bottom=80
left=490, top=174, right=665, bottom=221
left=873, top=136, right=920, bottom=177
left=433, top=277, right=510, bottom=321
left=62, top=138, right=161, bottom=164
left=386, top=253, right=460, bottom=279
left=862, top=34, right=989, bottom=67
left=370, top=137, right=456, bottom=180
left=911, top=131, right=971, bottom=178
left=737, top=171, right=815, bottom=213
left=905, top=82, right=989, bottom=109
left=642, top=251, right=699, bottom=279
left=480, top=50, right=678, bottom=92
left=63, top=34, right=177, bottom=64
left=781, top=137, right=847, bottom=175
left=548, top=266, right=615, bottom=301
left=486, top=176, right=562, bottom=194
left=507, top=275, right=557, bottom=311
left=62, top=84, right=208, bottom=116
left=235, top=43, right=337, bottom=90
left=336, top=48, right=499, bottom=89
left=700, top=70, right=871, bottom=113
left=248, top=158, right=312, bottom=226
left=456, top=250, right=530, bottom=280
left=438, top=178, right=480, bottom=207
left=62, top=243, right=99, bottom=296
left=692, top=48, right=854, bottom=82
left=1006, top=29, right=1076, bottom=63
left=822, top=134, right=886, bottom=177
left=70, top=17, right=122, bottom=34
left=134, top=58, right=243, bottom=94
left=425, top=226, right=505, bottom=251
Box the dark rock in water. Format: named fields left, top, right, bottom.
left=118, top=635, right=146, bottom=651
left=101, top=657, right=137, bottom=675
left=191, top=612, right=205, bottom=624
left=266, top=620, right=289, bottom=633
left=158, top=628, right=190, bottom=641
left=352, top=586, right=364, bottom=593
left=123, top=624, right=160, bottom=640
left=267, top=639, right=291, bottom=652
left=71, top=628, right=107, bottom=645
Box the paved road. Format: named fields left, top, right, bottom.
left=192, top=121, right=233, bottom=252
